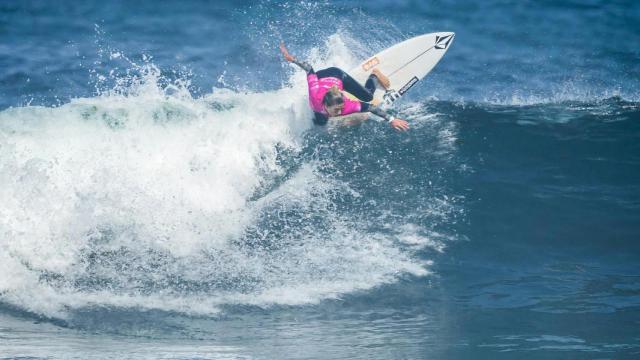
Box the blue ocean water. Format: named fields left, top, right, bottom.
left=1, top=0, right=639, bottom=359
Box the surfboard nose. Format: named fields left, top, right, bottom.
left=435, top=32, right=455, bottom=50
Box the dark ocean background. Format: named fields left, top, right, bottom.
left=1, top=0, right=639, bottom=359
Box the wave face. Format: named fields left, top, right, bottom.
left=0, top=59, right=461, bottom=319
left=1, top=0, right=639, bottom=359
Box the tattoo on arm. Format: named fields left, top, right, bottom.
left=368, top=105, right=392, bottom=122
left=293, top=59, right=314, bottom=74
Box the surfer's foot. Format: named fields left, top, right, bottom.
left=371, top=68, right=391, bottom=89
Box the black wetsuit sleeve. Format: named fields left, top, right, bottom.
left=360, top=102, right=393, bottom=122
left=313, top=112, right=328, bottom=126
left=293, top=59, right=314, bottom=74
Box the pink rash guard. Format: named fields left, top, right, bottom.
left=307, top=73, right=362, bottom=116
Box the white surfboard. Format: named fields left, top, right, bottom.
left=349, top=32, right=455, bottom=107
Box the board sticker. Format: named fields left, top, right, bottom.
left=362, top=57, right=380, bottom=71
left=399, top=76, right=419, bottom=95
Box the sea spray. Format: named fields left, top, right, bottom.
left=0, top=37, right=456, bottom=319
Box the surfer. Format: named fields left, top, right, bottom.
left=280, top=43, right=409, bottom=131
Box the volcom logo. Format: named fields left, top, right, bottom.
left=435, top=34, right=453, bottom=50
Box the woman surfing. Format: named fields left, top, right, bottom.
left=280, top=42, right=410, bottom=131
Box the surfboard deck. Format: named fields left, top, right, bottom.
left=349, top=32, right=455, bottom=107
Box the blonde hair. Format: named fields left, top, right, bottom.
left=322, top=86, right=344, bottom=107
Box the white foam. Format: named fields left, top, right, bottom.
left=0, top=35, right=455, bottom=318
left=482, top=83, right=636, bottom=106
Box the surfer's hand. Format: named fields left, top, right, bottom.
left=280, top=42, right=295, bottom=62
left=390, top=118, right=409, bottom=131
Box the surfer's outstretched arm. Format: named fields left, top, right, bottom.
left=362, top=103, right=410, bottom=131
left=280, top=42, right=314, bottom=74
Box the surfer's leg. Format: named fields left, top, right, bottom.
left=316, top=67, right=343, bottom=79
left=364, top=76, right=378, bottom=94
left=371, top=68, right=390, bottom=89
left=317, top=67, right=374, bottom=102
left=363, top=69, right=392, bottom=96
left=341, top=72, right=374, bottom=102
